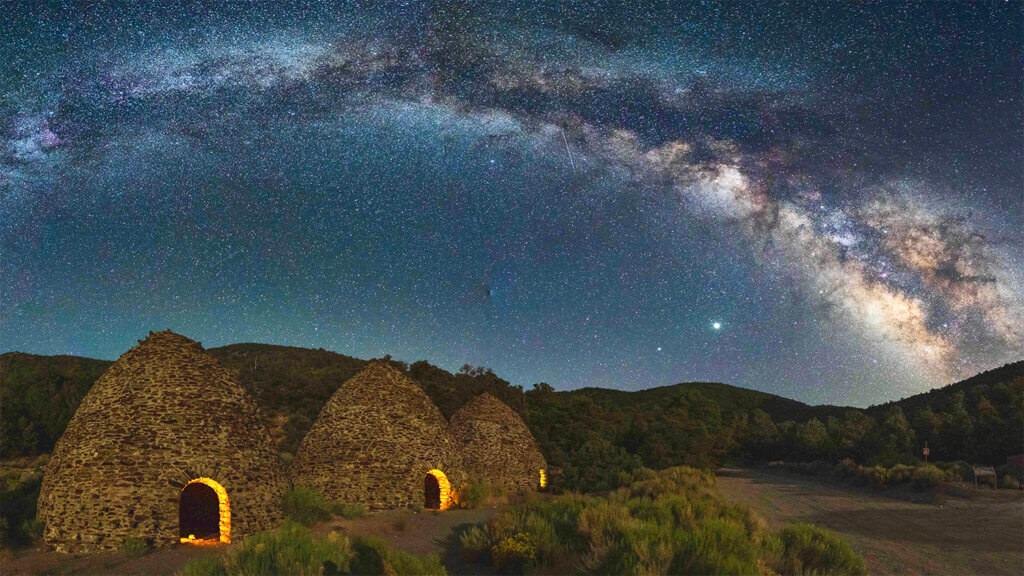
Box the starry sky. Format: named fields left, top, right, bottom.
left=2, top=1, right=1022, bottom=406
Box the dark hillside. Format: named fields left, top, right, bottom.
left=0, top=352, right=112, bottom=458
left=567, top=381, right=848, bottom=423
left=870, top=361, right=1024, bottom=416
left=867, top=361, right=1024, bottom=464
left=206, top=343, right=371, bottom=454
left=205, top=344, right=526, bottom=454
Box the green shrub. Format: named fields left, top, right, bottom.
left=354, top=536, right=447, bottom=575
left=492, top=533, right=537, bottom=572
left=178, top=555, right=229, bottom=576
left=332, top=502, right=367, bottom=519
left=16, top=517, right=43, bottom=544
left=0, top=476, right=42, bottom=548
left=175, top=524, right=442, bottom=576
left=459, top=482, right=491, bottom=509
left=999, top=474, right=1022, bottom=489
left=459, top=525, right=492, bottom=563
left=178, top=522, right=353, bottom=576
left=120, top=536, right=148, bottom=557
left=282, top=486, right=332, bottom=526
left=910, top=465, right=948, bottom=489
left=770, top=523, right=866, bottom=575
left=787, top=460, right=955, bottom=492
left=937, top=461, right=973, bottom=482
left=669, top=519, right=760, bottom=575
left=458, top=467, right=865, bottom=576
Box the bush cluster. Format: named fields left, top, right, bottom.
left=177, top=522, right=445, bottom=576
left=775, top=459, right=959, bottom=491
left=281, top=486, right=332, bottom=526
left=0, top=466, right=43, bottom=548
left=999, top=474, right=1022, bottom=489
left=459, top=466, right=866, bottom=575
left=120, top=536, right=149, bottom=557
left=332, top=502, right=368, bottom=519
left=458, top=482, right=491, bottom=509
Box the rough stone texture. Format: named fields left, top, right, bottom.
left=291, top=361, right=465, bottom=510
left=448, top=393, right=547, bottom=491
left=38, top=331, right=287, bottom=553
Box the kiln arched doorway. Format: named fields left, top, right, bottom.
left=423, top=469, right=451, bottom=511
left=179, top=477, right=231, bottom=544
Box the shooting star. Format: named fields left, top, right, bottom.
left=562, top=130, right=577, bottom=173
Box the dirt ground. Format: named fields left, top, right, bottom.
left=3, top=543, right=220, bottom=576
left=313, top=506, right=497, bottom=558
left=2, top=507, right=496, bottom=576
left=716, top=467, right=1024, bottom=576
left=10, top=474, right=1021, bottom=575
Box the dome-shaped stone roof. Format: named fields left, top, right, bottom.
left=291, top=361, right=465, bottom=510
left=449, top=393, right=547, bottom=491
left=38, top=331, right=286, bottom=553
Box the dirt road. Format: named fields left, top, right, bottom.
left=716, top=468, right=1024, bottom=576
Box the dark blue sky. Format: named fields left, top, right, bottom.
left=2, top=1, right=1022, bottom=406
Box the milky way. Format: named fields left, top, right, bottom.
left=2, top=1, right=1022, bottom=405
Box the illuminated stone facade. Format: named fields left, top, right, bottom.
left=448, top=393, right=547, bottom=491
left=38, top=331, right=286, bottom=553
left=291, top=361, right=465, bottom=510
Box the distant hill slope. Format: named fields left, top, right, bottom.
left=870, top=361, right=1024, bottom=417
left=566, top=381, right=849, bottom=424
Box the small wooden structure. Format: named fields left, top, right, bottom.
left=973, top=465, right=997, bottom=488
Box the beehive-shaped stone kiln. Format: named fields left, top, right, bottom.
left=448, top=393, right=547, bottom=491
left=291, top=361, right=465, bottom=510
left=38, top=331, right=286, bottom=553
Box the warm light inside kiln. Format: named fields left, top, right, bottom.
left=539, top=468, right=547, bottom=489
left=424, top=469, right=452, bottom=510
left=179, top=477, right=230, bottom=545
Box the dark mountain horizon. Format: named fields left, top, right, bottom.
left=3, top=342, right=1020, bottom=411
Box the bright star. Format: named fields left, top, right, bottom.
left=712, top=322, right=722, bottom=330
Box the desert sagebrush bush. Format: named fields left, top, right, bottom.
left=178, top=522, right=354, bottom=576
left=120, top=536, right=148, bottom=557
left=459, top=466, right=866, bottom=575
left=491, top=533, right=538, bottom=572
left=176, top=523, right=446, bottom=576
left=459, top=525, right=492, bottom=563
left=768, top=522, right=867, bottom=576
left=789, top=459, right=957, bottom=492
left=282, top=486, right=332, bottom=526
left=458, top=482, right=491, bottom=509
left=332, top=502, right=368, bottom=519
left=354, top=536, right=447, bottom=575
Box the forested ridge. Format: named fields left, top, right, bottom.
left=2, top=345, right=1021, bottom=493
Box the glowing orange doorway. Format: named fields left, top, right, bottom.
left=179, top=477, right=230, bottom=545
left=424, top=469, right=452, bottom=510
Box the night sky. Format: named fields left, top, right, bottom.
left=2, top=1, right=1022, bottom=406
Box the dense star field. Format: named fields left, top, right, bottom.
left=2, top=1, right=1022, bottom=405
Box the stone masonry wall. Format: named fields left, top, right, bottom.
left=38, top=331, right=287, bottom=553
left=291, top=362, right=465, bottom=509
left=449, top=393, right=547, bottom=491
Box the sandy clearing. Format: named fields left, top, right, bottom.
left=716, top=468, right=1024, bottom=576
